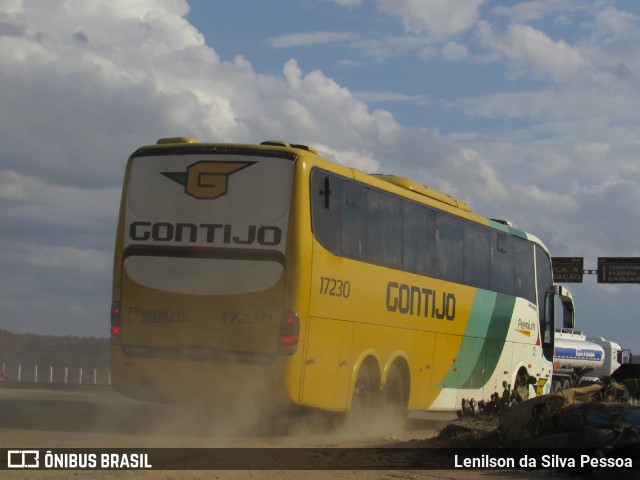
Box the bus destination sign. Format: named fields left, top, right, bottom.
left=597, top=257, right=640, bottom=284
left=552, top=257, right=584, bottom=283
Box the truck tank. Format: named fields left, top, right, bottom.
left=554, top=329, right=605, bottom=377
left=586, top=335, right=625, bottom=379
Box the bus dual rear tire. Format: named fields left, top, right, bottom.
left=382, top=364, right=408, bottom=422
left=351, top=364, right=378, bottom=420
left=350, top=362, right=408, bottom=424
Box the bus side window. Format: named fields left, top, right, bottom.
left=491, top=232, right=514, bottom=292
left=367, top=189, right=401, bottom=268
left=464, top=224, right=491, bottom=288
left=402, top=202, right=435, bottom=275
left=343, top=182, right=367, bottom=258
left=513, top=238, right=535, bottom=303
left=435, top=214, right=463, bottom=282
left=310, top=170, right=343, bottom=255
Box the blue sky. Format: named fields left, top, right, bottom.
left=1, top=0, right=640, bottom=356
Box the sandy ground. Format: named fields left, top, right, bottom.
left=0, top=383, right=601, bottom=480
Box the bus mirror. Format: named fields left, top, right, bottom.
left=563, top=304, right=575, bottom=329
left=554, top=285, right=575, bottom=329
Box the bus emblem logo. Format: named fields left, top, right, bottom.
left=162, top=161, right=256, bottom=199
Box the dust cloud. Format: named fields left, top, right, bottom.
left=99, top=386, right=412, bottom=449
left=103, top=351, right=418, bottom=448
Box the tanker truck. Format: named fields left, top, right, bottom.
left=552, top=328, right=627, bottom=391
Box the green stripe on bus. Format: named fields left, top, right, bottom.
left=481, top=293, right=516, bottom=380
left=437, top=291, right=517, bottom=390
left=436, top=290, right=494, bottom=389
left=488, top=220, right=511, bottom=234
left=488, top=219, right=529, bottom=240
left=460, top=292, right=514, bottom=389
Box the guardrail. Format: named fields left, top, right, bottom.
left=1, top=363, right=111, bottom=385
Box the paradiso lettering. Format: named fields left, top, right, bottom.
left=386, top=281, right=456, bottom=321
left=128, top=222, right=282, bottom=246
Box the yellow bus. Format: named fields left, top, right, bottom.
left=111, top=137, right=574, bottom=414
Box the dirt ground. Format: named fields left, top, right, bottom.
left=0, top=383, right=622, bottom=480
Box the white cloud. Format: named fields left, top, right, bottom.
left=0, top=171, right=27, bottom=200
left=337, top=59, right=364, bottom=68
left=1, top=241, right=111, bottom=273
left=268, top=31, right=355, bottom=48
left=417, top=45, right=438, bottom=60
left=313, top=144, right=381, bottom=172
left=591, top=6, right=638, bottom=38
left=477, top=22, right=590, bottom=82
left=441, top=41, right=469, bottom=60
left=572, top=179, right=640, bottom=254
left=354, top=91, right=428, bottom=104
left=377, top=0, right=485, bottom=42
left=275, top=59, right=403, bottom=146
left=491, top=0, right=586, bottom=23
left=352, top=35, right=431, bottom=62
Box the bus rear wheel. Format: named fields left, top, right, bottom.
left=350, top=363, right=378, bottom=421
left=382, top=365, right=408, bottom=422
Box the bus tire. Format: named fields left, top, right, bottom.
left=350, top=363, right=378, bottom=421
left=382, top=364, right=408, bottom=422
left=513, top=369, right=530, bottom=402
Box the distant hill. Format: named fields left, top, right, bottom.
left=0, top=329, right=109, bottom=384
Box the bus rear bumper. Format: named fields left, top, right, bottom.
left=110, top=347, right=294, bottom=408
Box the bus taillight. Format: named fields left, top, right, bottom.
left=111, top=301, right=122, bottom=338
left=278, top=310, right=299, bottom=355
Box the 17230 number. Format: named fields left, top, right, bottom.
left=319, top=276, right=351, bottom=298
